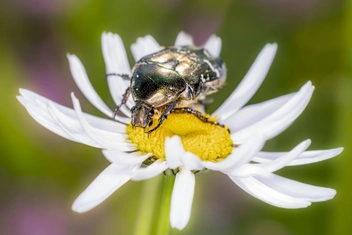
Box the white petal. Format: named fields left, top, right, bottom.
left=204, top=134, right=265, bottom=172
left=230, top=175, right=311, bottom=208
left=102, top=32, right=131, bottom=75
left=165, top=136, right=184, bottom=169
left=131, top=35, right=161, bottom=62
left=253, top=147, right=343, bottom=166
left=102, top=150, right=151, bottom=165
left=102, top=32, right=134, bottom=114
left=165, top=136, right=203, bottom=170
left=18, top=90, right=134, bottom=150
left=180, top=152, right=204, bottom=171
left=19, top=89, right=129, bottom=130
left=256, top=173, right=336, bottom=202
left=231, top=81, right=314, bottom=144
left=47, top=96, right=134, bottom=150
left=224, top=93, right=294, bottom=132
left=47, top=101, right=101, bottom=147
left=215, top=43, right=278, bottom=120
left=203, top=34, right=222, bottom=57
left=174, top=31, right=194, bottom=46
left=230, top=139, right=311, bottom=177
left=67, top=54, right=113, bottom=118
left=131, top=160, right=168, bottom=181
left=259, top=139, right=311, bottom=172
left=17, top=95, right=75, bottom=141
left=72, top=164, right=136, bottom=213
left=170, top=169, right=195, bottom=230
left=71, top=93, right=134, bottom=150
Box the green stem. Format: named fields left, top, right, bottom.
left=133, top=175, right=163, bottom=235
left=153, top=171, right=176, bottom=235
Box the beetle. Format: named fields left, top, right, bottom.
left=108, top=46, right=227, bottom=134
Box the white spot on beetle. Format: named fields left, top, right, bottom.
left=204, top=59, right=220, bottom=77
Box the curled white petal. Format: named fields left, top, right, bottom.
left=131, top=35, right=161, bottom=62
left=165, top=136, right=184, bottom=169
left=203, top=34, right=222, bottom=57
left=102, top=32, right=134, bottom=114
left=47, top=101, right=102, bottom=147
left=47, top=100, right=134, bottom=151
left=215, top=43, right=278, bottom=120
left=204, top=134, right=265, bottom=172
left=102, top=150, right=151, bottom=165
left=259, top=139, right=311, bottom=172
left=224, top=93, right=294, bottom=132
left=131, top=160, right=168, bottom=181
left=71, top=93, right=134, bottom=150
left=174, top=31, right=194, bottom=46
left=230, top=175, right=311, bottom=208
left=165, top=136, right=203, bottom=170
left=47, top=97, right=133, bottom=150
left=253, top=147, right=343, bottom=166
left=232, top=81, right=314, bottom=144
left=255, top=173, right=336, bottom=202
left=180, top=152, right=204, bottom=171
left=17, top=95, right=75, bottom=141
left=229, top=139, right=311, bottom=177
left=170, top=169, right=195, bottom=230
left=19, top=89, right=128, bottom=131
left=49, top=102, right=131, bottom=149
left=230, top=172, right=336, bottom=209
left=72, top=164, right=136, bottom=213
left=18, top=89, right=133, bottom=150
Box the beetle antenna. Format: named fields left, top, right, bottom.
left=105, top=73, right=130, bottom=80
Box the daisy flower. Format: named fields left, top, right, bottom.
left=17, top=31, right=342, bottom=230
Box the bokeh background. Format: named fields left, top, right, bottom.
left=0, top=0, right=350, bottom=234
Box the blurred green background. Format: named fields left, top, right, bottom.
left=0, top=0, right=350, bottom=234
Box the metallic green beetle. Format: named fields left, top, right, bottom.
left=110, top=46, right=227, bottom=134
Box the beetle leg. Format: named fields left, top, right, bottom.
left=113, top=87, right=131, bottom=119
left=184, top=84, right=194, bottom=100
left=106, top=73, right=132, bottom=119
left=147, top=100, right=177, bottom=135
left=172, top=107, right=230, bottom=133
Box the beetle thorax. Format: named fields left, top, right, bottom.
left=131, top=62, right=186, bottom=108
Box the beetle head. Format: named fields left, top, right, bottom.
left=131, top=101, right=154, bottom=129
left=131, top=62, right=186, bottom=108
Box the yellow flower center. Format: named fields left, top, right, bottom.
left=126, top=113, right=233, bottom=161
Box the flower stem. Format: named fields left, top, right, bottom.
left=153, top=170, right=176, bottom=235
left=133, top=175, right=163, bottom=235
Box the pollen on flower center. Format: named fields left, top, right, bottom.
left=126, top=113, right=233, bottom=161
